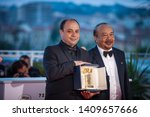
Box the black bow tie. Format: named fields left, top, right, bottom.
left=103, top=50, right=113, bottom=57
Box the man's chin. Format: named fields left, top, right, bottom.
left=70, top=42, right=78, bottom=46
left=105, top=46, right=113, bottom=50
left=70, top=43, right=77, bottom=47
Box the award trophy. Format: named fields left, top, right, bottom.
left=74, top=64, right=107, bottom=91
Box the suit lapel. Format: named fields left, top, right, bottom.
left=93, top=46, right=110, bottom=96
left=113, top=48, right=124, bottom=90
left=93, top=46, right=105, bottom=67
left=59, top=43, right=73, bottom=61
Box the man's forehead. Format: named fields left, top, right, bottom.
left=98, top=25, right=113, bottom=32
left=65, top=21, right=79, bottom=26
left=99, top=24, right=112, bottom=30
left=64, top=23, right=80, bottom=30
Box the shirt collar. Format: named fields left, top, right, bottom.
left=60, top=41, right=77, bottom=51
left=97, top=45, right=112, bottom=56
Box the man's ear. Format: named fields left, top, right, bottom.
left=59, top=30, right=62, bottom=35
left=94, top=36, right=97, bottom=43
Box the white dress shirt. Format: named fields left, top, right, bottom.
left=97, top=46, right=122, bottom=100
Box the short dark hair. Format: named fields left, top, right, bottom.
left=12, top=60, right=28, bottom=74
left=93, top=23, right=108, bottom=37
left=20, top=55, right=30, bottom=60
left=60, top=19, right=80, bottom=30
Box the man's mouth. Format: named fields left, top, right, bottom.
left=70, top=38, right=77, bottom=41
left=105, top=41, right=112, bottom=45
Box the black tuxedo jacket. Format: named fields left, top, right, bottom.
left=43, top=42, right=90, bottom=100
left=89, top=46, right=130, bottom=100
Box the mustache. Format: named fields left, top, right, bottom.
left=105, top=40, right=113, bottom=44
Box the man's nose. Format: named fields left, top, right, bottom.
left=106, top=35, right=111, bottom=40
left=71, top=32, right=76, bottom=36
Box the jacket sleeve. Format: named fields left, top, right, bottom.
left=43, top=46, right=75, bottom=82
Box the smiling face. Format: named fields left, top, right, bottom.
left=60, top=20, right=80, bottom=47
left=94, top=24, right=115, bottom=50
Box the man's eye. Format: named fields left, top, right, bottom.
left=103, top=35, right=107, bottom=37
left=110, top=33, right=114, bottom=36
left=67, top=30, right=72, bottom=33
left=75, top=31, right=79, bottom=33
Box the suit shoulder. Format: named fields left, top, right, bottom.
left=44, top=45, right=59, bottom=52
left=88, top=47, right=97, bottom=55
left=113, top=47, right=124, bottom=53
left=80, top=48, right=90, bottom=59
left=113, top=47, right=125, bottom=58
left=80, top=47, right=88, bottom=53
left=88, top=47, right=95, bottom=53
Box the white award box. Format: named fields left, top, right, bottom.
left=74, top=64, right=107, bottom=91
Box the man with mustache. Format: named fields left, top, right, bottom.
left=43, top=19, right=91, bottom=100
left=88, top=23, right=130, bottom=100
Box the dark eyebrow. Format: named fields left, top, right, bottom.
left=102, top=32, right=114, bottom=34
left=102, top=33, right=107, bottom=35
